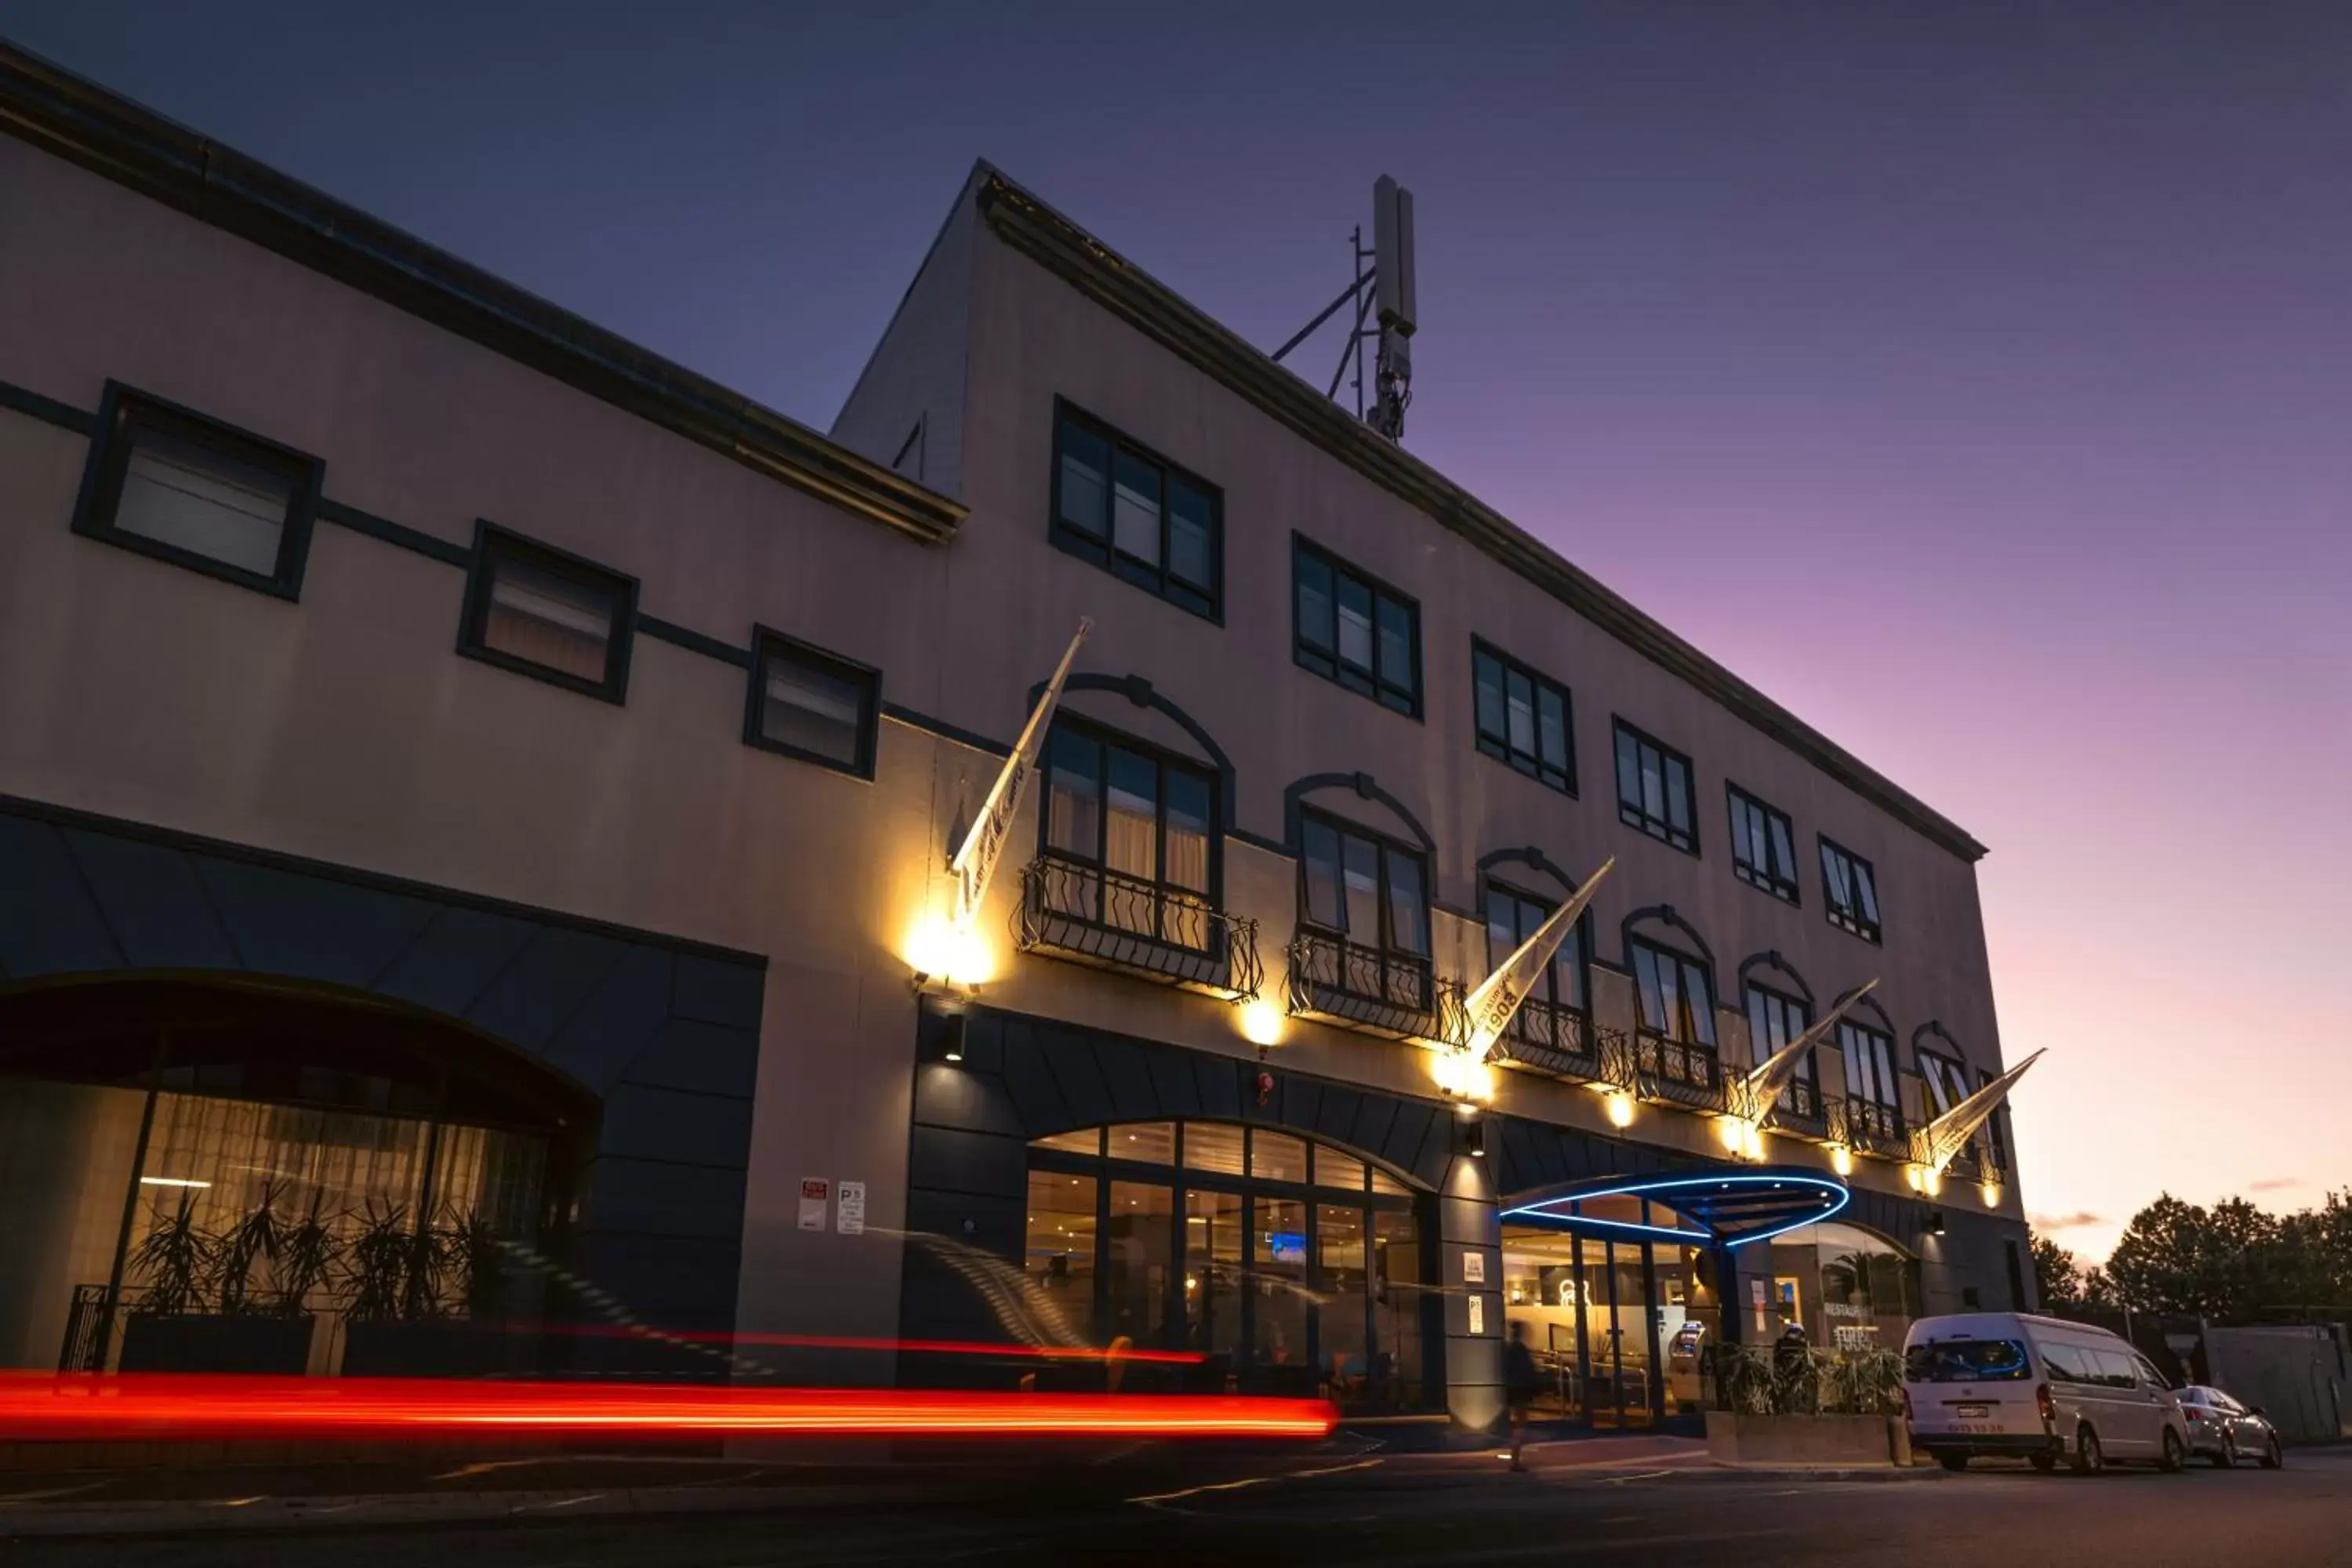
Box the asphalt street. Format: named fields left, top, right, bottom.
left=7, top=1439, right=2348, bottom=1567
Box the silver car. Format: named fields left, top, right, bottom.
left=2177, top=1385, right=2285, bottom=1469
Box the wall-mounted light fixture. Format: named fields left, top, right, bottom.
left=1828, top=1144, right=1855, bottom=1178
left=1601, top=1090, right=1636, bottom=1130
left=1923, top=1210, right=1947, bottom=1237
left=1979, top=1178, right=2002, bottom=1210
left=938, top=1011, right=969, bottom=1064
left=1238, top=997, right=1284, bottom=1048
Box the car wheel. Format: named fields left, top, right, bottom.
left=2159, top=1428, right=2186, bottom=1473
left=2211, top=1433, right=2236, bottom=1469
left=2028, top=1453, right=2058, bottom=1473
left=1938, top=1453, right=1969, bottom=1472
left=2260, top=1436, right=2283, bottom=1470
left=2071, top=1426, right=2104, bottom=1475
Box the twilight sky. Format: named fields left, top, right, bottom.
left=9, top=2, right=2347, bottom=1261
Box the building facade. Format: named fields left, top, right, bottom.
left=0, top=46, right=2030, bottom=1426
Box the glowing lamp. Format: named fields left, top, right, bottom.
left=1715, top=1115, right=1746, bottom=1153
left=1239, top=998, right=1285, bottom=1048
left=1980, top=1179, right=2003, bottom=1209
left=1828, top=1144, right=1855, bottom=1178
left=906, top=912, right=993, bottom=989
left=1603, top=1092, right=1636, bottom=1130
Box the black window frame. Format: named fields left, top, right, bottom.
left=456, top=521, right=640, bottom=705
left=1470, top=639, right=1577, bottom=795
left=1744, top=981, right=1819, bottom=1098
left=742, top=625, right=882, bottom=779
left=1915, top=1048, right=1972, bottom=1120
left=1726, top=783, right=1800, bottom=905
left=1040, top=713, right=1226, bottom=913
left=1838, top=1019, right=1901, bottom=1111
left=1819, top=835, right=1883, bottom=944
left=1612, top=719, right=1698, bottom=855
left=71, top=380, right=323, bottom=601
left=1628, top=935, right=1718, bottom=1047
left=1296, top=807, right=1433, bottom=996
left=1049, top=398, right=1223, bottom=622
left=1292, top=535, right=1423, bottom=719
left=1483, top=879, right=1592, bottom=1023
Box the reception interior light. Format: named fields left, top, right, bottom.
left=1238, top=998, right=1284, bottom=1048
left=138, top=1177, right=212, bottom=1189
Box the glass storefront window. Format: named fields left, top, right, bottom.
left=1317, top=1204, right=1368, bottom=1388
left=1181, top=1123, right=1246, bottom=1177
left=1111, top=1123, right=1175, bottom=1164
left=1314, top=1146, right=1366, bottom=1192
left=1250, top=1130, right=1307, bottom=1184
left=1372, top=1207, right=1424, bottom=1407
left=1025, top=1171, right=1096, bottom=1334
left=1183, top=1187, right=1244, bottom=1364
left=1759, top=1222, right=1918, bottom=1352
left=1105, top=1181, right=1171, bottom=1344
left=1252, top=1196, right=1308, bottom=1367
left=1034, top=1127, right=1102, bottom=1156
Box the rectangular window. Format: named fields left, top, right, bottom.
left=1042, top=720, right=1220, bottom=943
left=1727, top=786, right=1799, bottom=903
left=1298, top=809, right=1432, bottom=1004
left=1819, top=837, right=1882, bottom=943
left=1486, top=884, right=1588, bottom=1018
left=73, top=383, right=322, bottom=599
left=458, top=524, right=637, bottom=702
left=1918, top=1052, right=1970, bottom=1119
left=1613, top=720, right=1697, bottom=854
left=1294, top=538, right=1421, bottom=717
left=1051, top=401, right=1221, bottom=619
left=1472, top=641, right=1575, bottom=793
left=1630, top=938, right=1715, bottom=1045
left=1745, top=985, right=1817, bottom=1111
left=743, top=629, right=880, bottom=777
left=1981, top=1067, right=2011, bottom=1171
left=1838, top=1021, right=1899, bottom=1110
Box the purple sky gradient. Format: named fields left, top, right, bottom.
left=10, top=2, right=2347, bottom=1261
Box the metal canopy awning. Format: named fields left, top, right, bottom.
left=1500, top=1166, right=1849, bottom=1250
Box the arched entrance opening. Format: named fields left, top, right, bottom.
left=0, top=975, right=596, bottom=1376
left=1024, top=1120, right=1432, bottom=1410
left=1499, top=1168, right=1848, bottom=1427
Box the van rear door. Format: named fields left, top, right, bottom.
left=1904, top=1335, right=2038, bottom=1439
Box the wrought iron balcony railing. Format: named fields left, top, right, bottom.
left=1766, top=1074, right=1830, bottom=1137
left=1941, top=1143, right=2001, bottom=1185
left=1631, top=1029, right=1727, bottom=1112
left=1016, top=851, right=1262, bottom=1000
left=1284, top=925, right=1457, bottom=1044
left=1488, top=996, right=1611, bottom=1083
left=1833, top=1094, right=1908, bottom=1160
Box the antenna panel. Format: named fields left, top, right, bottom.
left=1374, top=176, right=1417, bottom=336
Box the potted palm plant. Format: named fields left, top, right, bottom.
left=340, top=1202, right=514, bottom=1377
left=120, top=1185, right=318, bottom=1374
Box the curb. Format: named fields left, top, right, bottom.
left=1705, top=1463, right=1947, bottom=1483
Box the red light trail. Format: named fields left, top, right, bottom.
left=0, top=1375, right=1335, bottom=1443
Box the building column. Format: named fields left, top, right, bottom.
left=1437, top=1139, right=1503, bottom=1431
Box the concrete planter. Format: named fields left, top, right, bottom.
left=118, top=1312, right=316, bottom=1374
left=1704, top=1410, right=1911, bottom=1467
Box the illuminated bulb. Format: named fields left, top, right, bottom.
left=1921, top=1167, right=1944, bottom=1199
left=1828, top=1145, right=1855, bottom=1178
left=1980, top=1179, right=2003, bottom=1210
left=1715, top=1116, right=1746, bottom=1153
left=1740, top=1122, right=1766, bottom=1162
left=1903, top=1163, right=1925, bottom=1192
left=1239, top=998, right=1284, bottom=1048
left=1604, top=1093, right=1635, bottom=1130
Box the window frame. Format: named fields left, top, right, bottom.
left=1838, top=1019, right=1901, bottom=1111
left=71, top=380, right=324, bottom=601
left=1470, top=639, right=1577, bottom=795
left=1292, top=535, right=1424, bottom=720
left=456, top=521, right=640, bottom=704
left=1297, top=808, right=1432, bottom=969
left=1627, top=935, right=1717, bottom=1047
left=1726, top=783, right=1800, bottom=905
left=1483, top=879, right=1592, bottom=1022
left=1744, top=981, right=1817, bottom=1090
left=741, top=625, right=883, bottom=779
left=1040, top=713, right=1225, bottom=913
left=1049, top=398, right=1224, bottom=622
left=1819, top=835, right=1883, bottom=944
left=1613, top=719, right=1699, bottom=855
left=1915, top=1047, right=1972, bottom=1120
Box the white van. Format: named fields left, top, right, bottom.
left=1904, top=1312, right=2188, bottom=1473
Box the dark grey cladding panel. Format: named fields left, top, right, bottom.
left=463, top=927, right=629, bottom=1051
left=953, top=1008, right=1007, bottom=1074
left=194, top=858, right=437, bottom=989
left=0, top=815, right=122, bottom=974
left=903, top=1189, right=1025, bottom=1279
left=1314, top=1086, right=1363, bottom=1147
left=1385, top=1102, right=1444, bottom=1188
left=1093, top=1035, right=1159, bottom=1123
left=909, top=1123, right=1029, bottom=1201
left=1144, top=1044, right=1203, bottom=1120
left=599, top=1084, right=754, bottom=1168
left=913, top=1059, right=1024, bottom=1138
left=584, top=1157, right=749, bottom=1240
left=1035, top=1026, right=1113, bottom=1127
left=1446, top=1330, right=1501, bottom=1387
left=1280, top=1076, right=1323, bottom=1134
left=545, top=945, right=674, bottom=1094
left=568, top=1232, right=744, bottom=1326
left=1440, top=1195, right=1497, bottom=1243
left=622, top=1018, right=759, bottom=1098
left=671, top=953, right=767, bottom=1030
left=63, top=829, right=238, bottom=970
left=1348, top=1094, right=1398, bottom=1166
left=1494, top=1119, right=1538, bottom=1193
left=1193, top=1054, right=1242, bottom=1120
left=999, top=1023, right=1073, bottom=1134
left=369, top=906, right=538, bottom=1018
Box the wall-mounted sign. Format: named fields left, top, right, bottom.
left=1468, top=1294, right=1486, bottom=1336
left=1462, top=1251, right=1487, bottom=1285
left=799, top=1178, right=830, bottom=1232
left=1749, top=1277, right=1769, bottom=1335
left=837, top=1180, right=866, bottom=1236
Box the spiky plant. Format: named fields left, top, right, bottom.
left=212, top=1179, right=285, bottom=1316
left=128, top=1189, right=212, bottom=1316
left=437, top=1205, right=511, bottom=1323
left=339, top=1200, right=416, bottom=1325
left=271, top=1189, right=344, bottom=1317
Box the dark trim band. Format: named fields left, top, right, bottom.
left=316, top=498, right=473, bottom=568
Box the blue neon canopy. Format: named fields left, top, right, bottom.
left=1499, top=1165, right=1849, bottom=1250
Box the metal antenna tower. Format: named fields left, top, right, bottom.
left=1270, top=176, right=1416, bottom=442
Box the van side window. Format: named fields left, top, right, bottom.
left=2091, top=1348, right=2139, bottom=1388
left=2040, top=1344, right=2091, bottom=1384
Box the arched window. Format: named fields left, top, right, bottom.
left=1025, top=1121, right=1426, bottom=1408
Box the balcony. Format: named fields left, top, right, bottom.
left=1833, top=1095, right=1908, bottom=1160
left=1766, top=1075, right=1831, bottom=1138
left=1490, top=998, right=1615, bottom=1085
left=1631, top=1029, right=1727, bottom=1112
left=1284, top=925, right=1457, bottom=1043
left=1016, top=851, right=1262, bottom=1000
